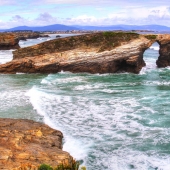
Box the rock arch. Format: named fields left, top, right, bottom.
left=0, top=33, right=170, bottom=74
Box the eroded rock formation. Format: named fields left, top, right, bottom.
left=0, top=118, right=73, bottom=170
left=0, top=33, right=19, bottom=50
left=0, top=32, right=170, bottom=74
left=156, top=34, right=170, bottom=67
left=0, top=32, right=155, bottom=74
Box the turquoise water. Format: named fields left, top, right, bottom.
left=1, top=40, right=170, bottom=170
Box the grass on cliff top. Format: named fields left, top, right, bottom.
left=15, top=31, right=140, bottom=58
left=144, top=34, right=157, bottom=40
left=53, top=31, right=140, bottom=53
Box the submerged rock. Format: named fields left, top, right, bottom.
left=56, top=35, right=61, bottom=38
left=0, top=118, right=73, bottom=170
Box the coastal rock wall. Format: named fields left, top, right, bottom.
left=0, top=33, right=19, bottom=50
left=0, top=119, right=73, bottom=170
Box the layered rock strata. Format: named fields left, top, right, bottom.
left=0, top=118, right=73, bottom=170
left=0, top=32, right=155, bottom=74
left=1, top=32, right=170, bottom=74
left=0, top=33, right=19, bottom=50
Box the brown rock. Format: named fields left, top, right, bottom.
left=0, top=119, right=73, bottom=170
left=4, top=32, right=170, bottom=74
left=0, top=33, right=19, bottom=50
left=0, top=33, right=153, bottom=74
left=156, top=34, right=170, bottom=67
left=16, top=32, right=49, bottom=41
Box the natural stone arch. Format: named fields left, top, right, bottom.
left=0, top=33, right=170, bottom=74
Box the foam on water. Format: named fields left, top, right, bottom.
left=0, top=50, right=14, bottom=64
left=24, top=71, right=170, bottom=169
left=26, top=86, right=90, bottom=164
left=1, top=35, right=170, bottom=169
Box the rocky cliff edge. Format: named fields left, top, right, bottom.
left=0, top=119, right=73, bottom=170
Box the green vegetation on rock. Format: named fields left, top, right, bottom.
left=39, top=164, right=53, bottom=170
left=39, top=159, right=83, bottom=170
left=144, top=34, right=157, bottom=40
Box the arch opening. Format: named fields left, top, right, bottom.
left=141, top=42, right=160, bottom=73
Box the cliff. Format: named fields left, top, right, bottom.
left=0, top=33, right=19, bottom=50
left=0, top=118, right=73, bottom=170
left=0, top=32, right=170, bottom=74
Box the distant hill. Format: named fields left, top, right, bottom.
left=5, top=24, right=80, bottom=31
left=1, top=24, right=170, bottom=32
left=74, top=25, right=170, bottom=31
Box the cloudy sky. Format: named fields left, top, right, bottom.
left=0, top=0, right=170, bottom=28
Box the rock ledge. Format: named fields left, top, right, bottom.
left=0, top=118, right=73, bottom=170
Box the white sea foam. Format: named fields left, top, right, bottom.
left=25, top=86, right=90, bottom=162
left=108, top=149, right=170, bottom=170
left=25, top=68, right=170, bottom=170
left=0, top=50, right=14, bottom=64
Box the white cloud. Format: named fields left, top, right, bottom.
left=0, top=0, right=17, bottom=5
left=39, top=0, right=169, bottom=6
left=1, top=5, right=170, bottom=29
left=106, top=6, right=170, bottom=25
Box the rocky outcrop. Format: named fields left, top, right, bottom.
left=0, top=118, right=73, bottom=170
left=156, top=34, right=170, bottom=67
left=16, top=32, right=50, bottom=41
left=56, top=35, right=61, bottom=38
left=1, top=32, right=170, bottom=74
left=0, top=36, right=154, bottom=74
left=0, top=32, right=156, bottom=74
left=0, top=33, right=19, bottom=50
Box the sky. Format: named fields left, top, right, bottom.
left=0, top=0, right=170, bottom=29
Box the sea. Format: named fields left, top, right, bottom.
left=0, top=34, right=170, bottom=170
